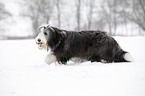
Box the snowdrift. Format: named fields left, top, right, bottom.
left=0, top=36, right=145, bottom=96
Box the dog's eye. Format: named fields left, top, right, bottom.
left=44, top=32, right=47, bottom=35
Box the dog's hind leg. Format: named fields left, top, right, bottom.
left=88, top=56, right=102, bottom=62
left=113, top=51, right=133, bottom=62
left=71, top=58, right=87, bottom=63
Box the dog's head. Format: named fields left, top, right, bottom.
left=35, top=25, right=55, bottom=50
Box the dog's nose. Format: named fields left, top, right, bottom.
left=38, top=39, right=41, bottom=42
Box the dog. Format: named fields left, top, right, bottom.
left=35, top=25, right=132, bottom=64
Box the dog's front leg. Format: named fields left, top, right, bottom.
left=57, top=56, right=70, bottom=64
left=45, top=53, right=57, bottom=65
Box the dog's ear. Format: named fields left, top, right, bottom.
left=49, top=26, right=62, bottom=34
left=47, top=26, right=55, bottom=32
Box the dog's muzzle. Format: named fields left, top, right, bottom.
left=36, top=39, right=45, bottom=50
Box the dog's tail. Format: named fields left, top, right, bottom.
left=123, top=52, right=134, bottom=62
left=114, top=51, right=133, bottom=62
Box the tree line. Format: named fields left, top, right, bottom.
left=0, top=0, right=144, bottom=37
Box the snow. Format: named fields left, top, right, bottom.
left=0, top=37, right=145, bottom=96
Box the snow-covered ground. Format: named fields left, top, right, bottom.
left=0, top=37, right=145, bottom=96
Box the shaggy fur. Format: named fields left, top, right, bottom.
left=36, top=25, right=131, bottom=64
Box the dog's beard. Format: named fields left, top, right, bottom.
left=35, top=28, right=48, bottom=50
left=37, top=44, right=46, bottom=50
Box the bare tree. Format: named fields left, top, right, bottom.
left=96, top=0, right=132, bottom=35
left=39, top=0, right=54, bottom=24
left=56, top=0, right=61, bottom=27
left=122, top=0, right=145, bottom=32
left=98, top=0, right=114, bottom=35
left=0, top=2, right=11, bottom=20
left=20, top=0, right=54, bottom=37
left=110, top=0, right=145, bottom=35
left=75, top=0, right=81, bottom=30
left=87, top=0, right=95, bottom=29
left=105, top=0, right=119, bottom=35
left=0, top=2, right=11, bottom=31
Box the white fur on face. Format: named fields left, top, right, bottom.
left=35, top=28, right=47, bottom=44
left=35, top=27, right=48, bottom=50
